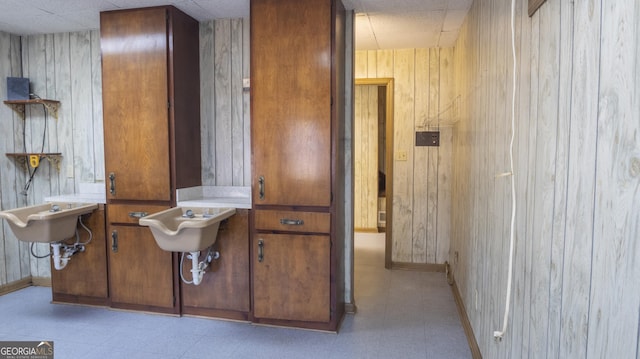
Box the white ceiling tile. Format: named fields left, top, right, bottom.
left=368, top=11, right=444, bottom=35
left=26, top=0, right=116, bottom=14
left=443, top=9, right=469, bottom=32
left=0, top=0, right=50, bottom=17
left=107, top=0, right=180, bottom=8
left=444, top=0, right=473, bottom=10
left=354, top=13, right=378, bottom=49
left=0, top=0, right=471, bottom=50
left=377, top=31, right=439, bottom=50
left=18, top=15, right=85, bottom=35
left=358, top=0, right=448, bottom=13
left=57, top=10, right=103, bottom=30
left=193, top=0, right=249, bottom=19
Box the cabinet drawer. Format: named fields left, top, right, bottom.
left=107, top=204, right=169, bottom=225
left=254, top=210, right=330, bottom=233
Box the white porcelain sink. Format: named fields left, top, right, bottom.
left=0, top=202, right=98, bottom=243
left=139, top=207, right=236, bottom=252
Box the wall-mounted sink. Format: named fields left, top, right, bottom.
left=139, top=207, right=236, bottom=252
left=0, top=202, right=98, bottom=243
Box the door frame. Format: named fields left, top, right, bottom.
left=354, top=78, right=394, bottom=268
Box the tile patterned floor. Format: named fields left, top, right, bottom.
left=0, top=233, right=471, bottom=358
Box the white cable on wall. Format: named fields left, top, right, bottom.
left=493, top=0, right=518, bottom=341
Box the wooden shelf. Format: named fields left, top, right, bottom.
left=5, top=153, right=62, bottom=171
left=4, top=99, right=60, bottom=120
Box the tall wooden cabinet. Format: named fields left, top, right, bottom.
left=250, top=0, right=346, bottom=331
left=100, top=6, right=201, bottom=314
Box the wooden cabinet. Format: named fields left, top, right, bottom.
left=251, top=0, right=333, bottom=207
left=101, top=6, right=201, bottom=202
left=106, top=204, right=175, bottom=312
left=100, top=6, right=201, bottom=313
left=253, top=233, right=331, bottom=323
left=181, top=210, right=251, bottom=320
left=250, top=0, right=346, bottom=331
left=50, top=205, right=108, bottom=306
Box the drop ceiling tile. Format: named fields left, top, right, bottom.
left=368, top=11, right=444, bottom=35
left=107, top=0, right=173, bottom=7
left=354, top=14, right=372, bottom=32
left=376, top=31, right=439, bottom=49
left=25, top=0, right=115, bottom=14
left=0, top=1, right=50, bottom=17
left=354, top=14, right=377, bottom=49
left=192, top=0, right=249, bottom=19
left=14, top=14, right=85, bottom=35
left=443, top=9, right=469, bottom=32
left=444, top=0, right=473, bottom=10
left=0, top=0, right=472, bottom=50
left=358, top=0, right=448, bottom=13
left=57, top=10, right=103, bottom=30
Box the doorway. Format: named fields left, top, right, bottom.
left=354, top=78, right=394, bottom=268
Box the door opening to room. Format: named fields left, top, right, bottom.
left=354, top=78, right=394, bottom=268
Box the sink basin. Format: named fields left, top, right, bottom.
left=139, top=207, right=236, bottom=252
left=0, top=202, right=98, bottom=243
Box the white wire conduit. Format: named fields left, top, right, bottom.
left=493, top=0, right=518, bottom=341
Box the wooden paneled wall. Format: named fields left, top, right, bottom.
left=355, top=49, right=454, bottom=264
left=0, top=31, right=104, bottom=283
left=353, top=84, right=379, bottom=230
left=200, top=19, right=251, bottom=187
left=451, top=0, right=640, bottom=358
left=0, top=32, right=31, bottom=287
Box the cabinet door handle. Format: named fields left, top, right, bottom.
left=109, top=172, right=116, bottom=195
left=258, top=176, right=265, bottom=200
left=111, top=230, right=118, bottom=252
left=280, top=218, right=304, bottom=226
left=258, top=239, right=264, bottom=262
left=128, top=212, right=148, bottom=219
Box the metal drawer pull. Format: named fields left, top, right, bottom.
left=109, top=172, right=116, bottom=195
left=128, top=212, right=148, bottom=218
left=258, top=239, right=264, bottom=262
left=258, top=176, right=265, bottom=200
left=111, top=230, right=118, bottom=252
left=280, top=218, right=304, bottom=226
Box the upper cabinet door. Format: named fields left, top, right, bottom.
left=101, top=8, right=171, bottom=202
left=251, top=0, right=333, bottom=207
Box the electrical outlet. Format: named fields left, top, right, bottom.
left=396, top=150, right=408, bottom=161
left=66, top=165, right=74, bottom=179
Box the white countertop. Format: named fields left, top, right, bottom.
left=44, top=185, right=251, bottom=209
left=176, top=186, right=251, bottom=209
left=44, top=183, right=107, bottom=204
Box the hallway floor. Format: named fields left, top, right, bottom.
left=0, top=233, right=471, bottom=358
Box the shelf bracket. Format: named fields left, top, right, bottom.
left=5, top=102, right=26, bottom=120
left=42, top=102, right=59, bottom=120
left=5, top=153, right=62, bottom=172
left=4, top=99, right=60, bottom=120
